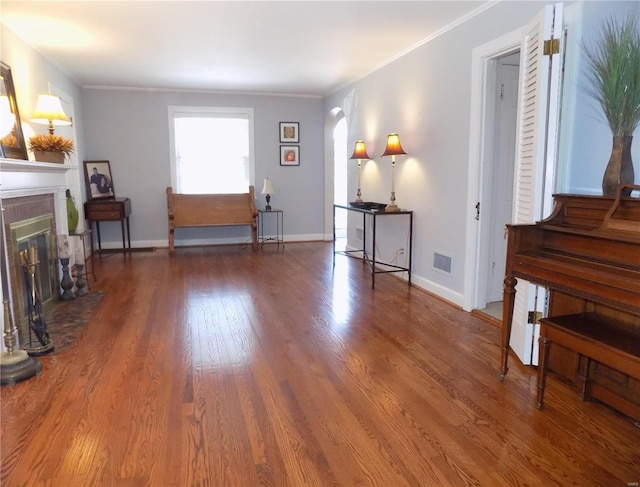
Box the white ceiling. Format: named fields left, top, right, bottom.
left=1, top=1, right=492, bottom=97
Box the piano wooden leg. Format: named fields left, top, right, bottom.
left=499, top=275, right=517, bottom=381
left=536, top=334, right=551, bottom=409
left=578, top=356, right=591, bottom=401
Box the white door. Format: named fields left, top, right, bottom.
left=510, top=3, right=564, bottom=365
left=487, top=55, right=519, bottom=303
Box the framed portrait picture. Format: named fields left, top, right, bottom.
left=279, top=122, right=299, bottom=143
left=280, top=145, right=300, bottom=166
left=83, top=160, right=115, bottom=199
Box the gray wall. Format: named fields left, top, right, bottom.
left=82, top=89, right=325, bottom=247
left=324, top=0, right=640, bottom=305
left=1, top=27, right=86, bottom=201
left=325, top=1, right=549, bottom=304
left=558, top=1, right=640, bottom=193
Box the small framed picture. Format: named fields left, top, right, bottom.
left=279, top=122, right=299, bottom=143
left=280, top=145, right=300, bottom=166
left=83, top=160, right=115, bottom=199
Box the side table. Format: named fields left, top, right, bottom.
left=84, top=197, right=132, bottom=252
left=70, top=229, right=96, bottom=286
left=258, top=209, right=284, bottom=248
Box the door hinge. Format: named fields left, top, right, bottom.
left=500, top=83, right=504, bottom=100
left=543, top=38, right=560, bottom=56
left=528, top=311, right=543, bottom=324
left=475, top=202, right=480, bottom=221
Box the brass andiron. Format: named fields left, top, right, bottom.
left=21, top=247, right=55, bottom=356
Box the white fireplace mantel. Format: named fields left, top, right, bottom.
left=0, top=158, right=79, bottom=235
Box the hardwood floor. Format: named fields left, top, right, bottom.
left=2, top=242, right=639, bottom=486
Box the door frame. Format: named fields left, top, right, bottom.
left=463, top=27, right=523, bottom=312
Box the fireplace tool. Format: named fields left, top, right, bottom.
left=20, top=247, right=55, bottom=356
left=1, top=202, right=42, bottom=385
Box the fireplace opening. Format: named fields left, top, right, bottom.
left=9, top=214, right=57, bottom=346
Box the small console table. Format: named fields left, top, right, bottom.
left=258, top=209, right=284, bottom=248
left=70, top=229, right=96, bottom=285
left=333, top=204, right=413, bottom=289
left=84, top=197, right=132, bottom=252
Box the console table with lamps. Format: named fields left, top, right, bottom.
left=333, top=203, right=413, bottom=289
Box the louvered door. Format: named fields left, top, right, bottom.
left=510, top=3, right=564, bottom=365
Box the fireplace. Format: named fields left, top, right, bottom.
left=1, top=158, right=73, bottom=349
left=4, top=201, right=58, bottom=344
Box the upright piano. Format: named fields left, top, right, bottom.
left=500, top=184, right=640, bottom=420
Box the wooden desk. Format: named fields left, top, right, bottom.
left=84, top=198, right=131, bottom=252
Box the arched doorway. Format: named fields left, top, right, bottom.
left=333, top=116, right=347, bottom=236
left=323, top=107, right=346, bottom=239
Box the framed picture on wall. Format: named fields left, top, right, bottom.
left=279, top=122, right=299, bottom=143
left=83, top=160, right=115, bottom=199
left=0, top=62, right=29, bottom=160
left=280, top=145, right=300, bottom=166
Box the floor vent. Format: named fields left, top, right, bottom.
left=433, top=252, right=453, bottom=274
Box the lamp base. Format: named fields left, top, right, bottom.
left=265, top=205, right=272, bottom=211
left=0, top=351, right=42, bottom=386
left=386, top=204, right=400, bottom=212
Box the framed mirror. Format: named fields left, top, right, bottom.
left=0, top=62, right=28, bottom=160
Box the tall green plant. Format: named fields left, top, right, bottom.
left=584, top=13, right=640, bottom=137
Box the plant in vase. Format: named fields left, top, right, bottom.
left=27, top=133, right=74, bottom=163
left=584, top=12, right=640, bottom=196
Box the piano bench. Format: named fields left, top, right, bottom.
left=536, top=313, right=640, bottom=412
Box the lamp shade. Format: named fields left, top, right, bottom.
left=350, top=141, right=370, bottom=160
left=31, top=95, right=71, bottom=126
left=261, top=178, right=274, bottom=195
left=57, top=234, right=71, bottom=259
left=381, top=133, right=407, bottom=157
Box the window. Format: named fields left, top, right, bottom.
left=169, top=106, right=254, bottom=194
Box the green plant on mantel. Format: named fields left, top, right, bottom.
left=584, top=12, right=640, bottom=195
left=584, top=13, right=640, bottom=136
left=28, top=134, right=75, bottom=159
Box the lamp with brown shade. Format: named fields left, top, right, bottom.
left=349, top=141, right=370, bottom=203
left=381, top=133, right=407, bottom=212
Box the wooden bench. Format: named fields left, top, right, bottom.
left=166, top=186, right=258, bottom=252
left=536, top=313, right=640, bottom=420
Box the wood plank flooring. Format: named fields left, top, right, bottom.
left=2, top=242, right=639, bottom=486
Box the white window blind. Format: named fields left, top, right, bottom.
left=169, top=106, right=254, bottom=194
